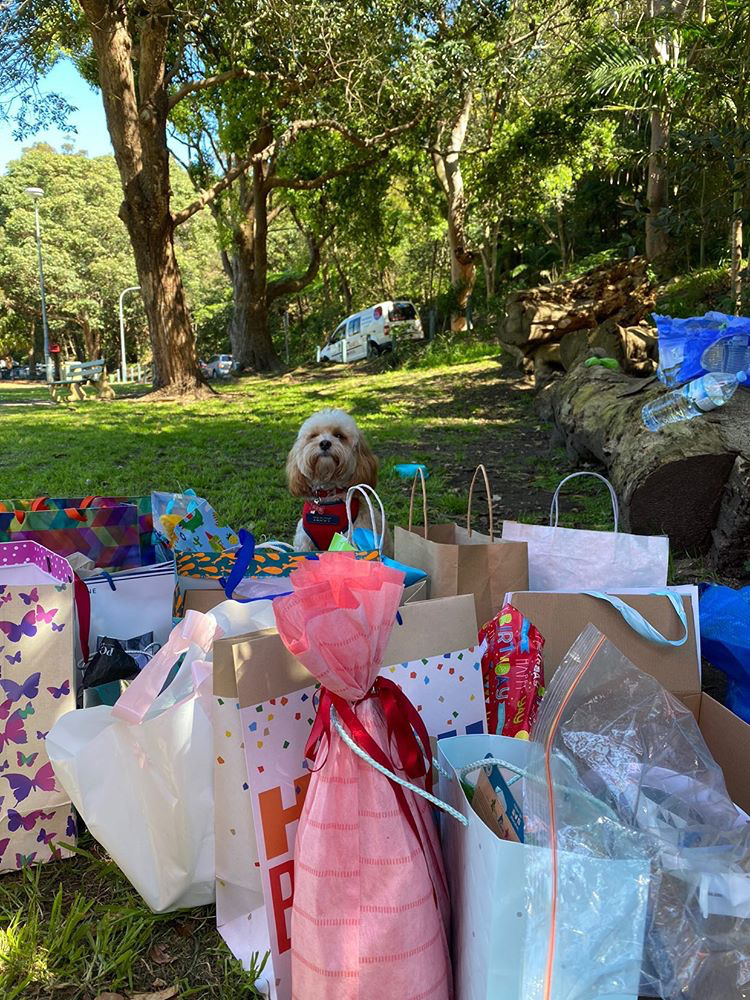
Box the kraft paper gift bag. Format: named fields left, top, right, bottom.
left=0, top=541, right=78, bottom=872
left=502, top=472, right=669, bottom=592
left=394, top=465, right=528, bottom=626
left=212, top=585, right=484, bottom=999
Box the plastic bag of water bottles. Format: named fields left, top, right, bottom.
left=654, top=311, right=750, bottom=387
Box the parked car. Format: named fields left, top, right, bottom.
left=317, top=300, right=423, bottom=364
left=202, top=354, right=235, bottom=378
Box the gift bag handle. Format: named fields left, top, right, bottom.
left=346, top=484, right=386, bottom=552
left=467, top=464, right=495, bottom=542
left=111, top=610, right=221, bottom=724
left=583, top=590, right=688, bottom=646
left=407, top=467, right=429, bottom=539
left=329, top=704, right=468, bottom=827
left=223, top=528, right=256, bottom=600
left=549, top=472, right=619, bottom=532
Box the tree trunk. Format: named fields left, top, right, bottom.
left=645, top=107, right=670, bottom=261
left=332, top=249, right=353, bottom=313
left=543, top=364, right=747, bottom=561
left=431, top=87, right=479, bottom=332
left=80, top=0, right=200, bottom=392
left=556, top=207, right=569, bottom=274
left=79, top=315, right=100, bottom=361
left=731, top=182, right=744, bottom=314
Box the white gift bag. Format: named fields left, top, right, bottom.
left=47, top=610, right=220, bottom=911
left=438, top=733, right=649, bottom=1000
left=502, top=472, right=669, bottom=592
left=84, top=560, right=176, bottom=650
left=205, top=600, right=276, bottom=966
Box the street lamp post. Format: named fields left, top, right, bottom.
left=119, top=286, right=141, bottom=383
left=25, top=187, right=51, bottom=382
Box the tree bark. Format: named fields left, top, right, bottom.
left=227, top=161, right=328, bottom=372
left=80, top=0, right=200, bottom=392
left=431, top=86, right=479, bottom=332
left=332, top=249, right=353, bottom=313
left=79, top=315, right=100, bottom=361
left=731, top=196, right=743, bottom=315
left=646, top=107, right=670, bottom=261
left=542, top=364, right=747, bottom=560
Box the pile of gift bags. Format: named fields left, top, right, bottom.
left=5, top=471, right=750, bottom=1000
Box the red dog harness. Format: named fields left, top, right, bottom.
left=302, top=494, right=360, bottom=550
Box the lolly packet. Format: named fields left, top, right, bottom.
left=479, top=603, right=545, bottom=738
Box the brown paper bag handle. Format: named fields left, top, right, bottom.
left=407, top=468, right=429, bottom=539
left=467, top=464, right=494, bottom=542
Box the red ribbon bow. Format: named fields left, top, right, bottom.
left=305, top=676, right=434, bottom=849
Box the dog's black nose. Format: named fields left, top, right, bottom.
left=319, top=439, right=332, bottom=452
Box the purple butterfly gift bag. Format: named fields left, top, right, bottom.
left=0, top=541, right=78, bottom=871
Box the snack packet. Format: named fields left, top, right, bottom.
left=471, top=757, right=524, bottom=842
left=479, top=603, right=545, bottom=738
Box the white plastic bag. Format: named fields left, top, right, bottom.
left=502, top=472, right=669, bottom=592
left=47, top=610, right=220, bottom=911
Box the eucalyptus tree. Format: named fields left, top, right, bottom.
left=168, top=0, right=425, bottom=371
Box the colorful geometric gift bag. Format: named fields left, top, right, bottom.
left=273, top=553, right=453, bottom=1000
left=0, top=497, right=145, bottom=570
left=0, top=541, right=78, bottom=871
left=0, top=496, right=158, bottom=566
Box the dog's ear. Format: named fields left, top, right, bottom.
left=353, top=435, right=378, bottom=488
left=286, top=444, right=309, bottom=498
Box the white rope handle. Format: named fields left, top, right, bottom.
left=455, top=754, right=618, bottom=816
left=255, top=539, right=295, bottom=552
left=329, top=705, right=468, bottom=827
left=549, top=472, right=620, bottom=532
left=345, top=484, right=386, bottom=552
left=459, top=757, right=525, bottom=787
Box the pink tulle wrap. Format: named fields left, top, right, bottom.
left=274, top=552, right=452, bottom=1000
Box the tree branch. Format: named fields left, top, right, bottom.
left=172, top=132, right=274, bottom=227
left=168, top=68, right=277, bottom=109
left=267, top=211, right=333, bottom=302
left=266, top=154, right=378, bottom=190
left=285, top=114, right=420, bottom=149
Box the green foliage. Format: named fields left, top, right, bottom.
left=0, top=145, right=228, bottom=364
left=0, top=837, right=265, bottom=999
left=654, top=267, right=731, bottom=317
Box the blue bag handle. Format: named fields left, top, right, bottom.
left=222, top=528, right=256, bottom=599
left=582, top=590, right=688, bottom=647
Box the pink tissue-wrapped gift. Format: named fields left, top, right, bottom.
left=274, top=552, right=452, bottom=1000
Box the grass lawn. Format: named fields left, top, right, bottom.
left=0, top=355, right=618, bottom=999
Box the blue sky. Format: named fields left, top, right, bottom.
left=0, top=60, right=113, bottom=171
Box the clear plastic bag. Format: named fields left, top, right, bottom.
left=522, top=624, right=750, bottom=1000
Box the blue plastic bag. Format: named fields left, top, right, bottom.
left=699, top=583, right=750, bottom=723
left=654, top=311, right=750, bottom=387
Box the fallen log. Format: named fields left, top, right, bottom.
left=500, top=258, right=656, bottom=378
left=543, top=365, right=750, bottom=561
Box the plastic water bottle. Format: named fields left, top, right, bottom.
left=641, top=371, right=747, bottom=431
left=701, top=333, right=750, bottom=375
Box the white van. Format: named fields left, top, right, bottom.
left=317, top=300, right=423, bottom=363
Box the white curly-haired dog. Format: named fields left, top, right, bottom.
left=287, top=408, right=387, bottom=553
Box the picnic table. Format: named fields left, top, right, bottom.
left=48, top=360, right=115, bottom=403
